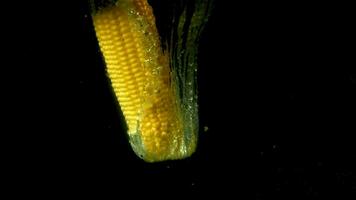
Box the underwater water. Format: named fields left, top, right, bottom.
left=8, top=0, right=355, bottom=198
left=76, top=1, right=356, bottom=198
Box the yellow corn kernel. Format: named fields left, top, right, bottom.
left=92, top=0, right=196, bottom=162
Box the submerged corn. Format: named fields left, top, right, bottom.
left=92, top=0, right=196, bottom=162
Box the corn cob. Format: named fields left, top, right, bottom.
left=91, top=0, right=196, bottom=162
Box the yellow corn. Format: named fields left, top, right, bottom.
left=92, top=0, right=196, bottom=162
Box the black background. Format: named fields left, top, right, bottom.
left=3, top=0, right=355, bottom=199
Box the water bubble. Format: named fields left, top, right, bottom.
left=203, top=126, right=209, bottom=132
